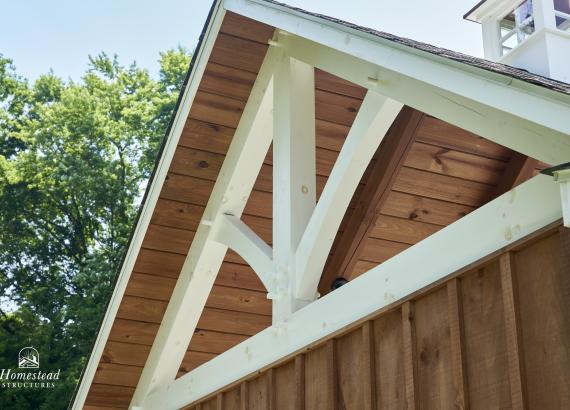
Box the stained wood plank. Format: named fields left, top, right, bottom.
left=206, top=285, right=271, bottom=315
left=273, top=360, right=296, bottom=410
left=405, top=141, right=505, bottom=184
left=209, top=33, right=268, bottom=73
left=93, top=363, right=141, bottom=388
left=416, top=116, right=512, bottom=160
left=514, top=235, right=570, bottom=409
left=402, top=302, right=418, bottom=410
left=315, top=68, right=367, bottom=99
left=337, top=329, right=363, bottom=409
left=197, top=307, right=271, bottom=336
left=248, top=374, right=268, bottom=410
left=315, top=88, right=362, bottom=126
left=180, top=351, right=217, bottom=373
left=189, top=329, right=249, bottom=355
left=446, top=279, right=468, bottom=410
left=499, top=252, right=527, bottom=410
left=305, top=343, right=337, bottom=410
left=221, top=12, right=275, bottom=44
left=413, top=288, right=454, bottom=409
left=295, top=355, right=306, bottom=410
left=151, top=199, right=204, bottom=231
left=216, top=261, right=266, bottom=292
left=462, top=263, right=511, bottom=408
left=179, top=119, right=234, bottom=154
left=101, top=341, right=150, bottom=367
left=374, top=309, right=406, bottom=410
left=142, top=223, right=194, bottom=255
left=133, top=248, right=185, bottom=278
left=222, top=386, right=242, bottom=410
left=200, top=62, right=257, bottom=102
left=494, top=152, right=538, bottom=197
left=361, top=322, right=376, bottom=410
left=359, top=238, right=409, bottom=263
left=381, top=191, right=474, bottom=226
left=394, top=167, right=494, bottom=207
left=189, top=91, right=245, bottom=128
left=85, top=384, right=134, bottom=408
left=370, top=214, right=441, bottom=245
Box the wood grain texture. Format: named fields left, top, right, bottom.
left=494, top=152, right=538, bottom=197
left=446, top=279, right=469, bottom=410
left=402, top=302, right=418, bottom=410
left=514, top=234, right=570, bottom=409
left=500, top=252, right=528, bottom=410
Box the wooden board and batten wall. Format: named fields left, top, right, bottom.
left=189, top=226, right=570, bottom=410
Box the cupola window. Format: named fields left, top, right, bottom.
left=499, top=0, right=535, bottom=55
left=554, top=0, right=570, bottom=31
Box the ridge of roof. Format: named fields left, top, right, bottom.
left=259, top=0, right=570, bottom=95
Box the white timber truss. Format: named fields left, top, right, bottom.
left=71, top=0, right=570, bottom=408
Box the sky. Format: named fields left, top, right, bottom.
left=0, top=0, right=483, bottom=82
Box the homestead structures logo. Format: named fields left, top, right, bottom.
left=0, top=346, right=60, bottom=389
left=18, top=347, right=39, bottom=368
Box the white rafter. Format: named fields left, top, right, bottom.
left=211, top=213, right=273, bottom=290
left=294, top=92, right=402, bottom=301
left=130, top=44, right=281, bottom=408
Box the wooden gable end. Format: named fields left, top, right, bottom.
left=80, top=8, right=562, bottom=410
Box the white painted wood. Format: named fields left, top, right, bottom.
left=144, top=175, right=561, bottom=409
left=70, top=3, right=227, bottom=409
left=130, top=45, right=281, bottom=407
left=551, top=168, right=570, bottom=227
left=224, top=0, right=570, bottom=165
left=295, top=92, right=402, bottom=301
left=211, top=214, right=273, bottom=290
left=272, top=53, right=316, bottom=322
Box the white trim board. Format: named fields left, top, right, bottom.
left=71, top=2, right=226, bottom=409
left=144, top=175, right=561, bottom=409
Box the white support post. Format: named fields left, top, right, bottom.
left=272, top=52, right=317, bottom=323
left=295, top=92, right=403, bottom=301
left=211, top=214, right=274, bottom=290
left=144, top=175, right=561, bottom=410
left=482, top=17, right=502, bottom=60
left=130, top=45, right=281, bottom=408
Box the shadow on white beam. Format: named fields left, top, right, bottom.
left=144, top=175, right=561, bottom=409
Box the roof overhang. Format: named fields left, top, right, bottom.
left=73, top=0, right=570, bottom=408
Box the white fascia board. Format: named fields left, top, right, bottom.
left=144, top=175, right=561, bottom=409
left=224, top=0, right=570, bottom=166
left=71, top=2, right=226, bottom=409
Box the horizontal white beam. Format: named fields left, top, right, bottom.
left=131, top=45, right=280, bottom=407
left=294, top=91, right=402, bottom=300
left=211, top=214, right=273, bottom=290
left=224, top=0, right=570, bottom=165
left=144, top=175, right=561, bottom=409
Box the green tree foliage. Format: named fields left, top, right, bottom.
left=0, top=49, right=192, bottom=409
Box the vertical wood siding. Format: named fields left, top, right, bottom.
left=189, top=227, right=570, bottom=409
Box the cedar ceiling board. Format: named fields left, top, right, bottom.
left=86, top=14, right=272, bottom=407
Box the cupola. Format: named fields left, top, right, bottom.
left=465, top=0, right=570, bottom=82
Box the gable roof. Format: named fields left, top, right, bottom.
left=73, top=1, right=570, bottom=408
